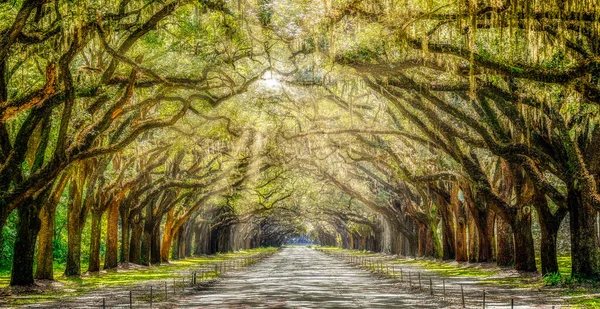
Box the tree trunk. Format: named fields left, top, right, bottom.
left=467, top=212, right=478, bottom=262
left=88, top=210, right=103, bottom=272
left=104, top=200, right=119, bottom=269
left=417, top=223, right=435, bottom=257
left=141, top=218, right=153, bottom=265
left=534, top=192, right=566, bottom=275
left=184, top=224, right=193, bottom=257
left=35, top=203, right=56, bottom=280
left=161, top=214, right=175, bottom=262
left=129, top=219, right=143, bottom=264
left=177, top=228, right=186, bottom=259
left=151, top=223, right=162, bottom=264
left=477, top=221, right=493, bottom=262
left=36, top=174, right=69, bottom=280
left=65, top=178, right=85, bottom=277
left=194, top=222, right=209, bottom=255
left=441, top=213, right=455, bottom=260
left=35, top=201, right=57, bottom=279
left=454, top=197, right=468, bottom=262
left=11, top=194, right=46, bottom=286
left=512, top=211, right=537, bottom=272
left=568, top=188, right=600, bottom=278
left=120, top=209, right=130, bottom=263
left=171, top=229, right=180, bottom=260
left=496, top=215, right=514, bottom=267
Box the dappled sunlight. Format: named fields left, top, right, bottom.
left=0, top=0, right=599, bottom=307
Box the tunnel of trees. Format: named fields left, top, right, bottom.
left=1, top=0, right=600, bottom=288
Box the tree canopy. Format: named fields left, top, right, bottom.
left=1, top=0, right=600, bottom=287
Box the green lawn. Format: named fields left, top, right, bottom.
left=0, top=247, right=279, bottom=307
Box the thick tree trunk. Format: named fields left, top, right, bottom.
left=104, top=201, right=119, bottom=269
left=512, top=212, right=537, bottom=272
left=35, top=199, right=59, bottom=279
left=454, top=198, right=468, bottom=262
left=539, top=221, right=560, bottom=275
left=534, top=193, right=566, bottom=275
left=417, top=223, right=435, bottom=257
left=568, top=188, right=600, bottom=278
left=35, top=204, right=55, bottom=280
left=477, top=221, right=493, bottom=262
left=177, top=228, right=186, bottom=259
left=151, top=223, right=162, bottom=264
left=141, top=219, right=153, bottom=265
left=193, top=223, right=206, bottom=255
left=88, top=210, right=103, bottom=272
left=184, top=224, right=193, bottom=257
left=161, top=215, right=175, bottom=262
left=171, top=229, right=180, bottom=260
left=65, top=178, right=85, bottom=277
left=496, top=215, right=514, bottom=267
left=36, top=174, right=69, bottom=280
left=467, top=213, right=478, bottom=262
left=120, top=207, right=130, bottom=263
left=129, top=219, right=143, bottom=264
left=11, top=194, right=46, bottom=286
left=441, top=215, right=455, bottom=260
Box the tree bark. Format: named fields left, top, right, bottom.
left=151, top=222, right=162, bottom=264
left=65, top=176, right=86, bottom=277
left=438, top=195, right=456, bottom=260
left=160, top=212, right=176, bottom=262
left=35, top=201, right=57, bottom=280
left=104, top=200, right=119, bottom=269
left=496, top=215, right=514, bottom=267
left=129, top=218, right=143, bottom=264
left=171, top=229, right=180, bottom=260
left=120, top=208, right=130, bottom=263
left=512, top=210, right=537, bottom=272
left=87, top=210, right=103, bottom=272
left=467, top=212, right=478, bottom=262
left=10, top=192, right=47, bottom=286
left=184, top=223, right=193, bottom=257
left=568, top=188, right=600, bottom=278
left=35, top=174, right=68, bottom=280
left=534, top=192, right=566, bottom=275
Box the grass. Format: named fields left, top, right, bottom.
left=319, top=247, right=600, bottom=308
left=390, top=258, right=499, bottom=278
left=0, top=247, right=279, bottom=307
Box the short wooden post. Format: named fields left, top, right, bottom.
left=129, top=290, right=132, bottom=309
left=442, top=279, right=445, bottom=301
left=482, top=290, right=486, bottom=308
left=173, top=278, right=176, bottom=295
left=150, top=286, right=153, bottom=309
left=102, top=298, right=106, bottom=309
left=418, top=272, right=422, bottom=291
left=429, top=278, right=433, bottom=295
left=461, top=285, right=465, bottom=308
left=511, top=299, right=514, bottom=309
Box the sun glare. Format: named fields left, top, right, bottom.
left=259, top=71, right=282, bottom=90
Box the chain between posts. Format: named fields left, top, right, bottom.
left=316, top=248, right=560, bottom=309
left=92, top=250, right=278, bottom=309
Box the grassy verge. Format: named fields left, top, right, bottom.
left=318, top=247, right=600, bottom=308
left=0, top=247, right=279, bottom=307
